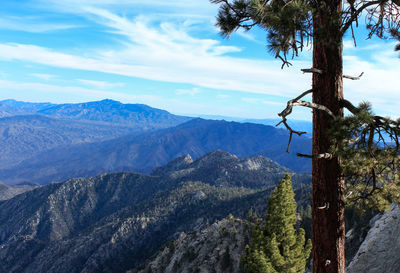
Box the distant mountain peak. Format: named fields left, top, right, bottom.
left=151, top=154, right=193, bottom=176
left=150, top=149, right=311, bottom=189
left=199, top=150, right=238, bottom=161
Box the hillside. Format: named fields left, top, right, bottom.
left=0, top=182, right=39, bottom=201
left=132, top=217, right=249, bottom=273
left=0, top=119, right=311, bottom=185
left=0, top=150, right=313, bottom=273
left=152, top=150, right=311, bottom=188
left=0, top=161, right=287, bottom=272
left=0, top=99, right=54, bottom=118
left=0, top=99, right=192, bottom=171
left=0, top=115, right=135, bottom=168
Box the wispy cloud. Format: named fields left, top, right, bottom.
left=30, top=73, right=57, bottom=81
left=77, top=79, right=124, bottom=88
left=262, top=100, right=285, bottom=106
left=242, top=97, right=259, bottom=104
left=217, top=94, right=230, bottom=99
left=0, top=17, right=79, bottom=33
left=176, top=87, right=200, bottom=96
left=343, top=46, right=400, bottom=117
left=1, top=4, right=399, bottom=118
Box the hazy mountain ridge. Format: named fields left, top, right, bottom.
left=0, top=118, right=311, bottom=185
left=0, top=114, right=136, bottom=169
left=0, top=99, right=54, bottom=118
left=37, top=99, right=191, bottom=129
left=0, top=99, right=192, bottom=174
left=0, top=99, right=191, bottom=129
left=0, top=182, right=39, bottom=201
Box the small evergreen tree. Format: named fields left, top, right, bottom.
left=244, top=174, right=311, bottom=273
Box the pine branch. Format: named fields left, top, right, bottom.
left=342, top=1, right=382, bottom=34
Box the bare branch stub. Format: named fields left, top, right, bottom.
left=343, top=72, right=364, bottom=80
left=301, top=68, right=323, bottom=74
left=297, top=153, right=333, bottom=159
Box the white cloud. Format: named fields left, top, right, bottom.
left=343, top=47, right=400, bottom=117
left=0, top=33, right=310, bottom=98
left=242, top=97, right=259, bottom=104
left=30, top=73, right=57, bottom=81
left=0, top=17, right=79, bottom=33
left=262, top=100, right=285, bottom=106
left=77, top=79, right=124, bottom=88
left=1, top=5, right=399, bottom=118
left=176, top=87, right=200, bottom=96
left=217, top=94, right=230, bottom=99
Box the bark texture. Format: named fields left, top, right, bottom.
left=312, top=1, right=346, bottom=273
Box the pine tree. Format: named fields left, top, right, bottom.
left=211, top=1, right=400, bottom=272
left=244, top=174, right=312, bottom=273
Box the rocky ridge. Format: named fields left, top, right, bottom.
left=347, top=203, right=400, bottom=273
left=0, top=182, right=38, bottom=201
left=0, top=151, right=301, bottom=273
left=152, top=150, right=311, bottom=189
left=132, top=217, right=248, bottom=273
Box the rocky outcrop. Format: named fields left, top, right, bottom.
left=152, top=150, right=311, bottom=189
left=132, top=217, right=248, bottom=273
left=347, top=204, right=400, bottom=273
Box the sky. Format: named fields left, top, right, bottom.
left=0, top=0, right=399, bottom=120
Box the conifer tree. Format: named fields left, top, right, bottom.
left=211, top=1, right=400, bottom=272
left=244, top=174, right=312, bottom=273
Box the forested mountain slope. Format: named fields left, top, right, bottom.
left=0, top=151, right=305, bottom=273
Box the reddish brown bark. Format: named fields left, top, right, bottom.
left=312, top=1, right=346, bottom=273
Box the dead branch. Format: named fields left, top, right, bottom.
left=301, top=68, right=323, bottom=74
left=291, top=100, right=335, bottom=118
left=277, top=89, right=313, bottom=152
left=297, top=153, right=333, bottom=159
left=277, top=88, right=336, bottom=152
left=343, top=72, right=364, bottom=80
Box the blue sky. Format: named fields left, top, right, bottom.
left=0, top=0, right=399, bottom=120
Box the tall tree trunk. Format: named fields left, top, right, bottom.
left=312, top=1, right=346, bottom=273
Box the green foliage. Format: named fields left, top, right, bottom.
left=392, top=29, right=400, bottom=56
left=329, top=103, right=400, bottom=212
left=211, top=1, right=400, bottom=65
left=243, top=174, right=311, bottom=273
left=211, top=0, right=312, bottom=64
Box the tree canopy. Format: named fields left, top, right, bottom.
left=244, top=174, right=312, bottom=273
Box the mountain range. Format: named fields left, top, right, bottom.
left=0, top=99, right=396, bottom=273
left=0, top=114, right=135, bottom=169
left=0, top=118, right=311, bottom=185
left=0, top=99, right=311, bottom=185
left=0, top=151, right=309, bottom=273
left=0, top=99, right=191, bottom=129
